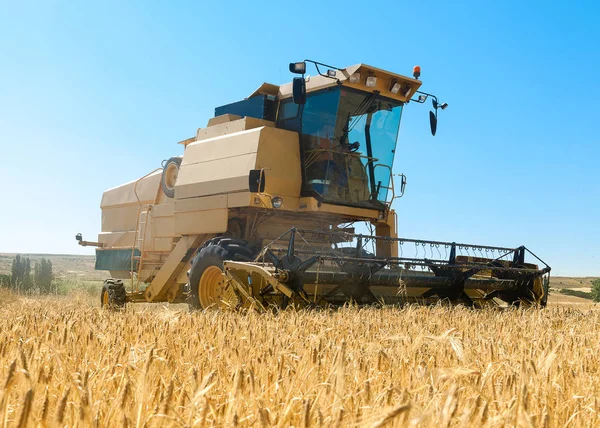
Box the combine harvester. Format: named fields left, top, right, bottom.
left=76, top=60, right=551, bottom=309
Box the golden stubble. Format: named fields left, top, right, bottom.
left=0, top=293, right=599, bottom=427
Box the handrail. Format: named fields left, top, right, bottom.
left=133, top=167, right=162, bottom=205
left=304, top=148, right=379, bottom=169
left=306, top=148, right=378, bottom=160
left=373, top=164, right=395, bottom=204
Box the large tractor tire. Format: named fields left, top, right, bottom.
left=100, top=279, right=127, bottom=309
left=188, top=238, right=255, bottom=310
left=161, top=156, right=182, bottom=198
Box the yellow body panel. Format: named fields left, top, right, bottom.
left=144, top=235, right=205, bottom=302
left=196, top=116, right=274, bottom=143
left=175, top=125, right=301, bottom=200
left=98, top=231, right=135, bottom=248
left=297, top=197, right=380, bottom=220
left=174, top=209, right=228, bottom=236
left=100, top=170, right=162, bottom=207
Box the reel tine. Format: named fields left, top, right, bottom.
left=265, top=249, right=283, bottom=269
left=297, top=255, right=319, bottom=273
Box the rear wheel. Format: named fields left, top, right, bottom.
left=188, top=238, right=256, bottom=310
left=100, top=279, right=126, bottom=309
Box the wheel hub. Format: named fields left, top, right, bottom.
left=164, top=163, right=178, bottom=191
left=198, top=266, right=238, bottom=309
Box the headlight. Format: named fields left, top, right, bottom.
left=272, top=196, right=283, bottom=209
left=349, top=72, right=361, bottom=83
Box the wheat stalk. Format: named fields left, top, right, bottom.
left=0, top=296, right=598, bottom=426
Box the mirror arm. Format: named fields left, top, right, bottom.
left=303, top=59, right=344, bottom=80
left=411, top=90, right=439, bottom=105
left=412, top=90, right=443, bottom=136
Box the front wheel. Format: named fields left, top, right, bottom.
left=188, top=238, right=255, bottom=310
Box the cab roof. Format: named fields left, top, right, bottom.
left=248, top=63, right=423, bottom=104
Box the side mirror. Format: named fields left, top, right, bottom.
left=393, top=173, right=407, bottom=199
left=292, top=77, right=306, bottom=105
left=400, top=174, right=407, bottom=196
left=429, top=111, right=437, bottom=136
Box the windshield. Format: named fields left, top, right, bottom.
left=290, top=87, right=403, bottom=208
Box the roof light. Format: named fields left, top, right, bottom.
left=349, top=72, right=361, bottom=83
left=390, top=81, right=401, bottom=94
left=404, top=86, right=412, bottom=97
left=418, top=95, right=428, bottom=103
left=366, top=75, right=377, bottom=87
left=413, top=65, right=421, bottom=79
left=439, top=102, right=449, bottom=110
left=327, top=69, right=336, bottom=78
left=289, top=62, right=306, bottom=74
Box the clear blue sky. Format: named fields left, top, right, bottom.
left=0, top=0, right=598, bottom=276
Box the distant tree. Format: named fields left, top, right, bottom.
left=592, top=279, right=600, bottom=303
left=34, top=258, right=53, bottom=293
left=9, top=255, right=34, bottom=292
left=10, top=255, right=25, bottom=290
left=46, top=260, right=54, bottom=292
left=23, top=258, right=32, bottom=290
left=10, top=255, right=20, bottom=289
left=34, top=261, right=40, bottom=289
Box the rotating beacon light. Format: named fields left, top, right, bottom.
left=413, top=65, right=421, bottom=79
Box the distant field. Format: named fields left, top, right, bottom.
left=547, top=276, right=599, bottom=306
left=0, top=253, right=109, bottom=297
left=0, top=253, right=107, bottom=281
left=550, top=276, right=597, bottom=290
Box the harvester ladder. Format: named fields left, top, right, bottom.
left=131, top=204, right=152, bottom=292
left=130, top=167, right=163, bottom=293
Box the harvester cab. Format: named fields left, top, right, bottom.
left=78, top=59, right=550, bottom=310
left=278, top=60, right=438, bottom=212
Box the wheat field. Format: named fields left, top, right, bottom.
left=0, top=290, right=599, bottom=427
